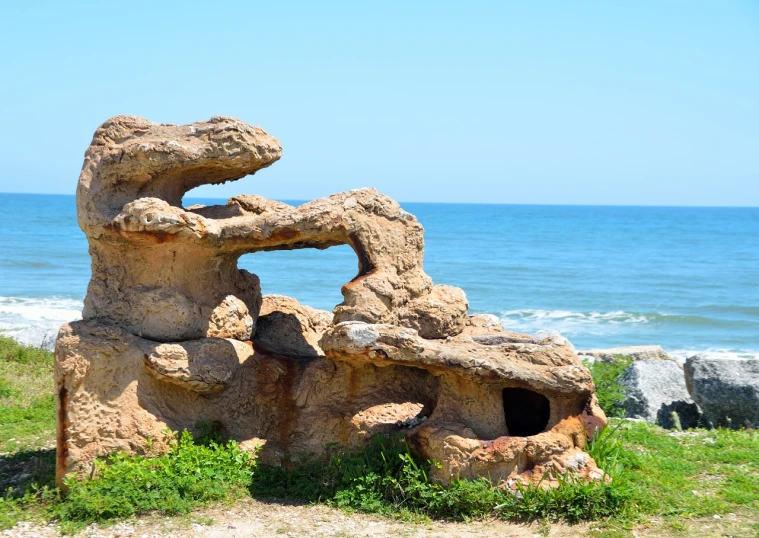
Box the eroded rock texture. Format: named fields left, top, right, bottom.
left=56, top=116, right=606, bottom=488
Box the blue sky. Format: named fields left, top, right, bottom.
left=1, top=1, right=757, bottom=206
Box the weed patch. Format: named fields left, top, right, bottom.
left=0, top=336, right=56, bottom=452
left=583, top=355, right=632, bottom=417
left=251, top=433, right=635, bottom=523
left=0, top=336, right=54, bottom=366
left=54, top=430, right=255, bottom=525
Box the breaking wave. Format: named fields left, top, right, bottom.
left=0, top=296, right=83, bottom=349
left=667, top=349, right=759, bottom=362
left=499, top=309, right=658, bottom=336
left=497, top=309, right=759, bottom=360
left=498, top=309, right=746, bottom=332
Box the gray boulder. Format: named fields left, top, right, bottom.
left=579, top=345, right=673, bottom=363
left=618, top=360, right=701, bottom=429
left=684, top=356, right=759, bottom=428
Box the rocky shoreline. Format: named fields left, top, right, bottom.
left=577, top=345, right=759, bottom=429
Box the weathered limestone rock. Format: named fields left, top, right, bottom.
left=398, top=285, right=469, bottom=339
left=578, top=345, right=673, bottom=363
left=253, top=295, right=331, bottom=357
left=56, top=115, right=606, bottom=489
left=144, top=338, right=250, bottom=394
left=321, top=321, right=602, bottom=484
left=581, top=394, right=608, bottom=439
left=206, top=296, right=254, bottom=340
left=684, top=356, right=759, bottom=428
left=617, top=360, right=701, bottom=429
left=77, top=115, right=465, bottom=342
left=466, top=313, right=505, bottom=332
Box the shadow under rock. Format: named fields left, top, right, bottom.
left=0, top=448, right=56, bottom=495
left=656, top=401, right=702, bottom=430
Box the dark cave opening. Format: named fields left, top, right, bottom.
left=502, top=387, right=550, bottom=437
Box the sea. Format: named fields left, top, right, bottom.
left=1, top=193, right=757, bottom=361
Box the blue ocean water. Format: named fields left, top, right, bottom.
left=1, top=193, right=757, bottom=359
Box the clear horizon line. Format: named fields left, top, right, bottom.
left=2, top=191, right=758, bottom=210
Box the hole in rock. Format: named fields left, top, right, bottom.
left=502, top=388, right=550, bottom=437
left=182, top=191, right=225, bottom=207
left=181, top=186, right=276, bottom=210
left=181, top=193, right=243, bottom=218
left=352, top=401, right=430, bottom=434
left=238, top=245, right=358, bottom=312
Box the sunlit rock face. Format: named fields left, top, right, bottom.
left=56, top=116, right=606, bottom=488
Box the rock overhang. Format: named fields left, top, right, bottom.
left=56, top=115, right=607, bottom=489
left=322, top=321, right=594, bottom=396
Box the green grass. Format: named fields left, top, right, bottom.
left=250, top=432, right=632, bottom=523
left=1, top=335, right=758, bottom=537
left=613, top=422, right=759, bottom=517
left=53, top=430, right=254, bottom=530
left=583, top=354, right=632, bottom=418
left=0, top=336, right=54, bottom=365
left=1, top=428, right=255, bottom=533
left=0, top=336, right=56, bottom=453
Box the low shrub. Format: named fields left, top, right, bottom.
left=0, top=336, right=56, bottom=451
left=583, top=354, right=632, bottom=417
left=251, top=432, right=637, bottom=523
left=0, top=336, right=53, bottom=365
left=53, top=430, right=255, bottom=524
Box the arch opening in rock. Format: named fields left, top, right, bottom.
left=56, top=114, right=605, bottom=489
left=237, top=246, right=356, bottom=313
left=351, top=401, right=432, bottom=438
left=502, top=387, right=550, bottom=437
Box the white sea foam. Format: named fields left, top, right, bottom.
left=668, top=349, right=759, bottom=363
left=498, top=308, right=759, bottom=360
left=498, top=309, right=651, bottom=337
left=501, top=309, right=651, bottom=324
left=0, top=296, right=83, bottom=349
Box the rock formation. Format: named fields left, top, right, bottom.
left=684, top=356, right=759, bottom=428
left=578, top=345, right=674, bottom=363
left=56, top=116, right=607, bottom=488
left=617, top=360, right=701, bottom=429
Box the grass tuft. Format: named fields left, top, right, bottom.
left=54, top=430, right=255, bottom=526
left=583, top=354, right=632, bottom=418
left=251, top=433, right=635, bottom=523
left=0, top=336, right=54, bottom=366
left=0, top=336, right=56, bottom=453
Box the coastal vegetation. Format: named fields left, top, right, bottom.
left=582, top=355, right=632, bottom=418
left=1, top=336, right=758, bottom=536
left=0, top=336, right=56, bottom=453
left=583, top=355, right=632, bottom=418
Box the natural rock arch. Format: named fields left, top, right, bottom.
left=56, top=116, right=607, bottom=489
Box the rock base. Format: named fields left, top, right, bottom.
left=56, top=310, right=605, bottom=488
left=57, top=115, right=607, bottom=490
left=685, top=356, right=759, bottom=429
left=617, top=360, right=701, bottom=429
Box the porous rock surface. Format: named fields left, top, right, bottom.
left=684, top=356, right=759, bottom=428
left=617, top=360, right=701, bottom=429
left=56, top=115, right=606, bottom=488
left=578, top=345, right=674, bottom=363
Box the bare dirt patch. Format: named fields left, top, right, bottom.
left=2, top=498, right=586, bottom=538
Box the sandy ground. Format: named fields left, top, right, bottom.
left=3, top=497, right=755, bottom=537
left=2, top=498, right=582, bottom=538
